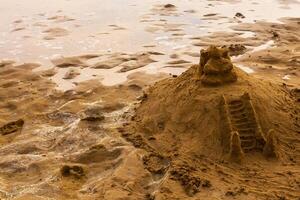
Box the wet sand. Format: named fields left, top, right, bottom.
left=0, top=0, right=300, bottom=199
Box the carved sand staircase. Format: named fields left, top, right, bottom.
left=221, top=93, right=265, bottom=153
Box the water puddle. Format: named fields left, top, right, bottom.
left=251, top=40, right=275, bottom=53
left=282, top=75, right=291, bottom=80
left=236, top=64, right=255, bottom=74
left=233, top=40, right=275, bottom=61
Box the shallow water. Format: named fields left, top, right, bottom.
left=236, top=64, right=255, bottom=74
left=0, top=0, right=299, bottom=89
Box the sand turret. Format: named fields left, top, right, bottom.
left=229, top=131, right=244, bottom=163
left=263, top=129, right=279, bottom=158
left=197, top=46, right=237, bottom=86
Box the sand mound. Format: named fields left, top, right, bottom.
left=122, top=46, right=300, bottom=199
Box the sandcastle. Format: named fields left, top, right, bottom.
left=120, top=45, right=300, bottom=199
left=128, top=46, right=295, bottom=166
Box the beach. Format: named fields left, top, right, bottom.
left=0, top=0, right=300, bottom=199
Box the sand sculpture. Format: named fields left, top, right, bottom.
left=109, top=44, right=299, bottom=198
left=129, top=46, right=289, bottom=166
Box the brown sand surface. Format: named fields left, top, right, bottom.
left=0, top=0, right=300, bottom=199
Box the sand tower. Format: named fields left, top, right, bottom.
left=197, top=46, right=237, bottom=86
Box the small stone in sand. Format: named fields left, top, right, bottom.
left=235, top=12, right=245, bottom=19
left=164, top=4, right=176, bottom=8
left=61, top=165, right=85, bottom=178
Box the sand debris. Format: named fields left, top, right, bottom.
left=61, top=164, right=85, bottom=178
left=0, top=119, right=24, bottom=135
left=80, top=106, right=105, bottom=122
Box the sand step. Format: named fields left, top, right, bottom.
left=241, top=140, right=256, bottom=149
left=229, top=107, right=246, bottom=113
left=230, top=111, right=247, bottom=117
left=228, top=100, right=243, bottom=104
left=242, top=145, right=256, bottom=151
left=228, top=104, right=244, bottom=109
left=238, top=131, right=255, bottom=136
left=232, top=117, right=249, bottom=123
left=235, top=122, right=256, bottom=128
left=231, top=115, right=248, bottom=120
left=240, top=135, right=255, bottom=140
left=230, top=111, right=247, bottom=116
left=228, top=100, right=243, bottom=105
left=241, top=138, right=255, bottom=143
left=238, top=127, right=255, bottom=132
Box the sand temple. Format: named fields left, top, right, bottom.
left=126, top=46, right=299, bottom=164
